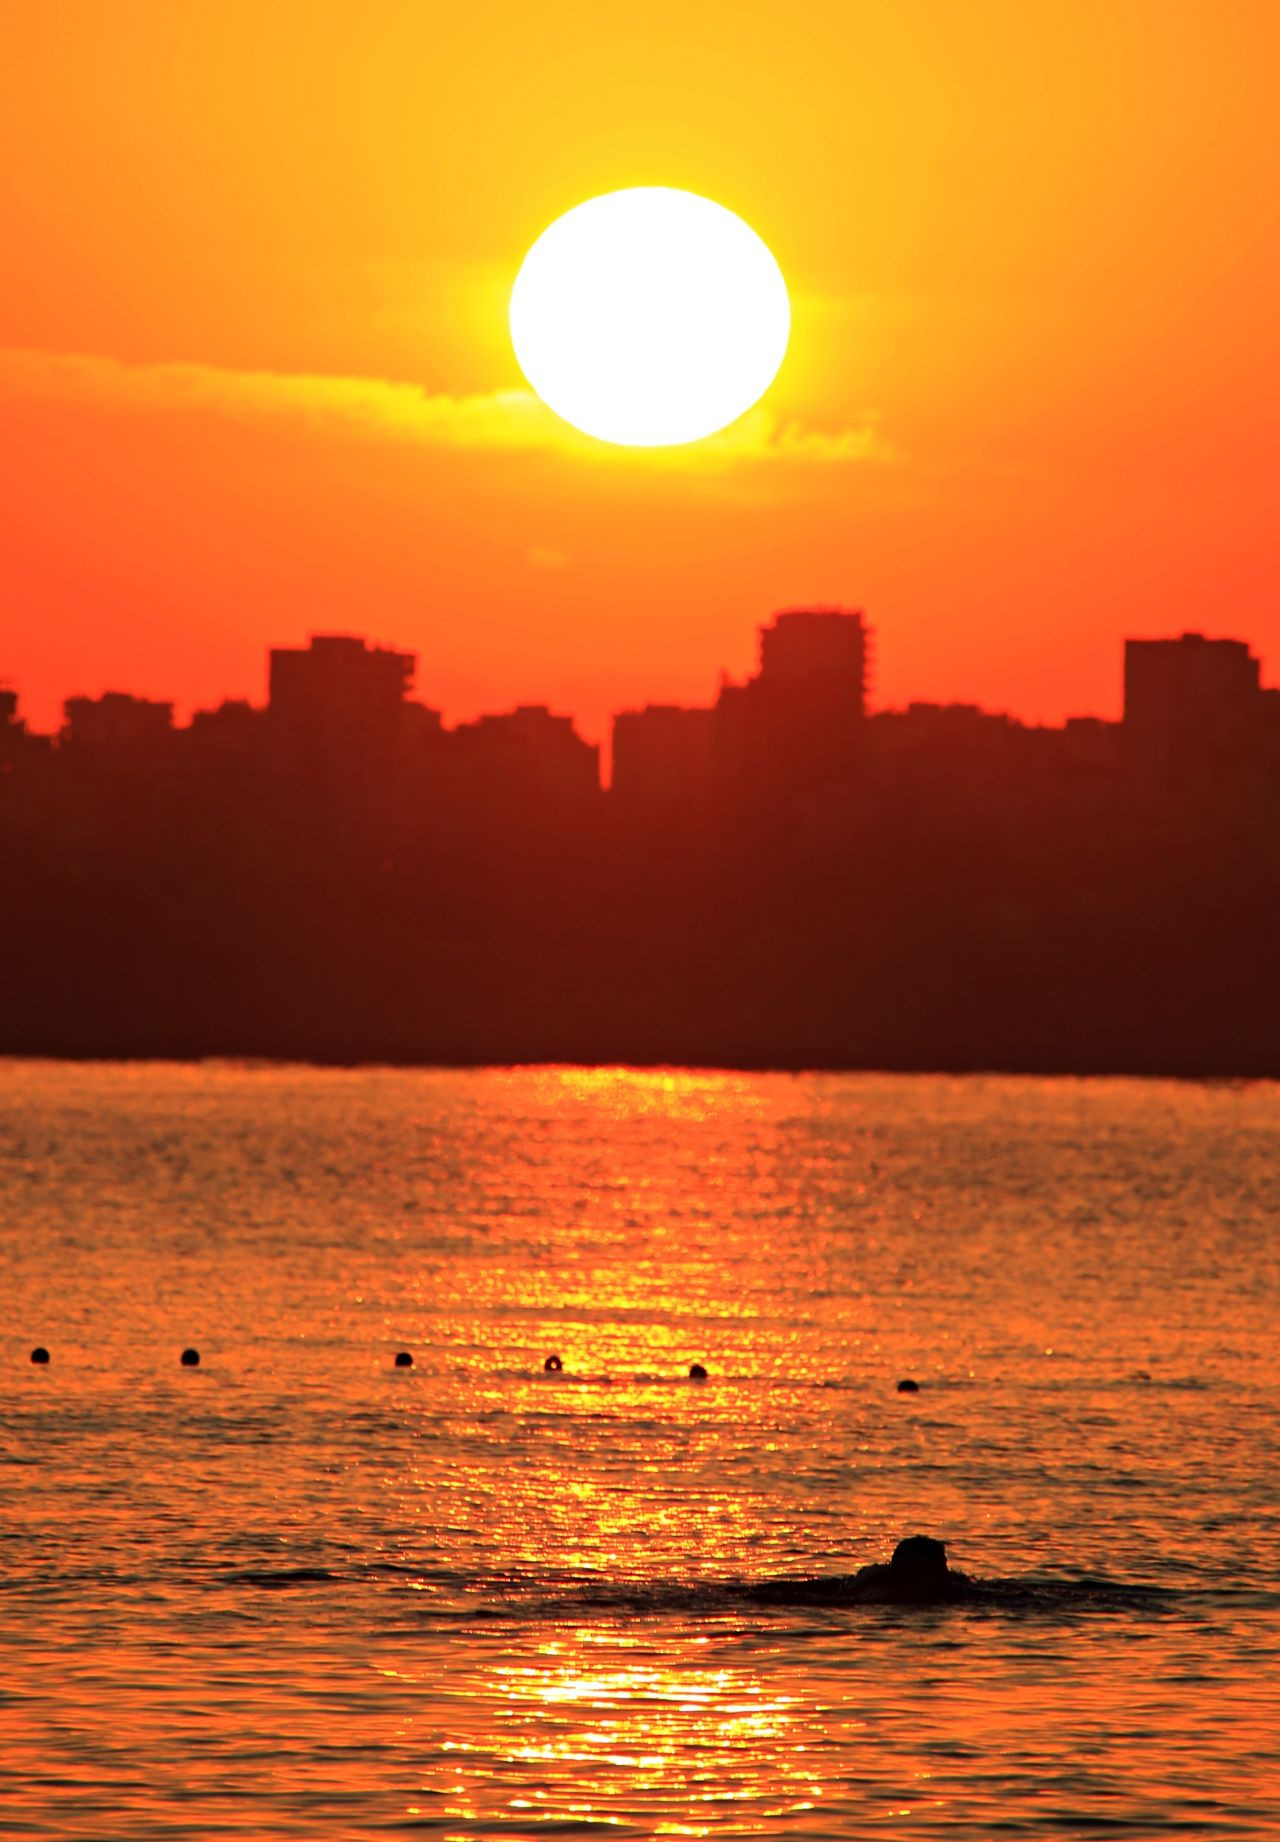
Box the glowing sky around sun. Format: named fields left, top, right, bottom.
left=1, top=0, right=1278, bottom=739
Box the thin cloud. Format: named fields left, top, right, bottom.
left=0, top=348, right=892, bottom=469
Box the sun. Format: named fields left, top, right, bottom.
left=509, top=187, right=790, bottom=448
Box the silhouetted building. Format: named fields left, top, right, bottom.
left=1056, top=716, right=1125, bottom=780
left=1, top=687, right=32, bottom=769
left=876, top=700, right=1010, bottom=738
left=47, top=692, right=179, bottom=858
left=268, top=634, right=415, bottom=747
left=713, top=607, right=867, bottom=809
left=0, top=689, right=52, bottom=792
left=1124, top=633, right=1265, bottom=740
left=0, top=688, right=24, bottom=763
left=61, top=691, right=174, bottom=749
left=451, top=705, right=599, bottom=818
left=404, top=701, right=446, bottom=745
left=611, top=705, right=713, bottom=810
left=181, top=700, right=272, bottom=865
left=758, top=609, right=868, bottom=701
left=189, top=698, right=263, bottom=745
left=265, top=634, right=418, bottom=849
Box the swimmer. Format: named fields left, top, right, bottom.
left=847, top=1535, right=972, bottom=1603
left=749, top=1535, right=973, bottom=1607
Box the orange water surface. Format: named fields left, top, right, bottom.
left=2, top=1064, right=1278, bottom=1837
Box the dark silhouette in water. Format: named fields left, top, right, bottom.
left=751, top=1535, right=973, bottom=1607
left=30, top=1346, right=49, bottom=1364
left=688, top=1363, right=708, bottom=1380
left=180, top=1347, right=200, bottom=1367
left=896, top=1378, right=920, bottom=1393
left=543, top=1354, right=563, bottom=1372
left=394, top=1351, right=413, bottom=1368
left=853, top=1534, right=972, bottom=1602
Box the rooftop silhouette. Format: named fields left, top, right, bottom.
left=2, top=612, right=1278, bottom=1073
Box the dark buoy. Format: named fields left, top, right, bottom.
left=394, top=1350, right=414, bottom=1368
left=896, top=1378, right=920, bottom=1393
left=688, top=1363, right=708, bottom=1381
left=180, top=1347, right=200, bottom=1367
left=30, top=1346, right=50, bottom=1365
left=543, top=1354, right=563, bottom=1373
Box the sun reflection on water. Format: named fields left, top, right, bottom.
left=414, top=1629, right=824, bottom=1836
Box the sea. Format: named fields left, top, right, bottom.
left=2, top=1062, right=1278, bottom=1839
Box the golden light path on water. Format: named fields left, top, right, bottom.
left=405, top=1642, right=822, bottom=1834
left=2, top=1062, right=1279, bottom=1837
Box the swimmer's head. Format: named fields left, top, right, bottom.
left=889, top=1535, right=950, bottom=1586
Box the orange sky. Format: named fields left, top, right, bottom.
left=2, top=0, right=1278, bottom=741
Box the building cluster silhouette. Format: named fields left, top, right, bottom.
left=3, top=610, right=1278, bottom=1072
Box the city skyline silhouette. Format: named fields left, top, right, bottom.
left=6, top=604, right=1278, bottom=778
left=4, top=605, right=1277, bottom=1075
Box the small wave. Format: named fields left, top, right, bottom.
left=493, top=1368, right=617, bottom=1385
left=224, top=1566, right=343, bottom=1589
left=217, top=1557, right=460, bottom=1591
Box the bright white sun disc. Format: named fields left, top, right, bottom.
left=509, top=187, right=790, bottom=447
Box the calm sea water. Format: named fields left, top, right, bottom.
left=2, top=1062, right=1278, bottom=1839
